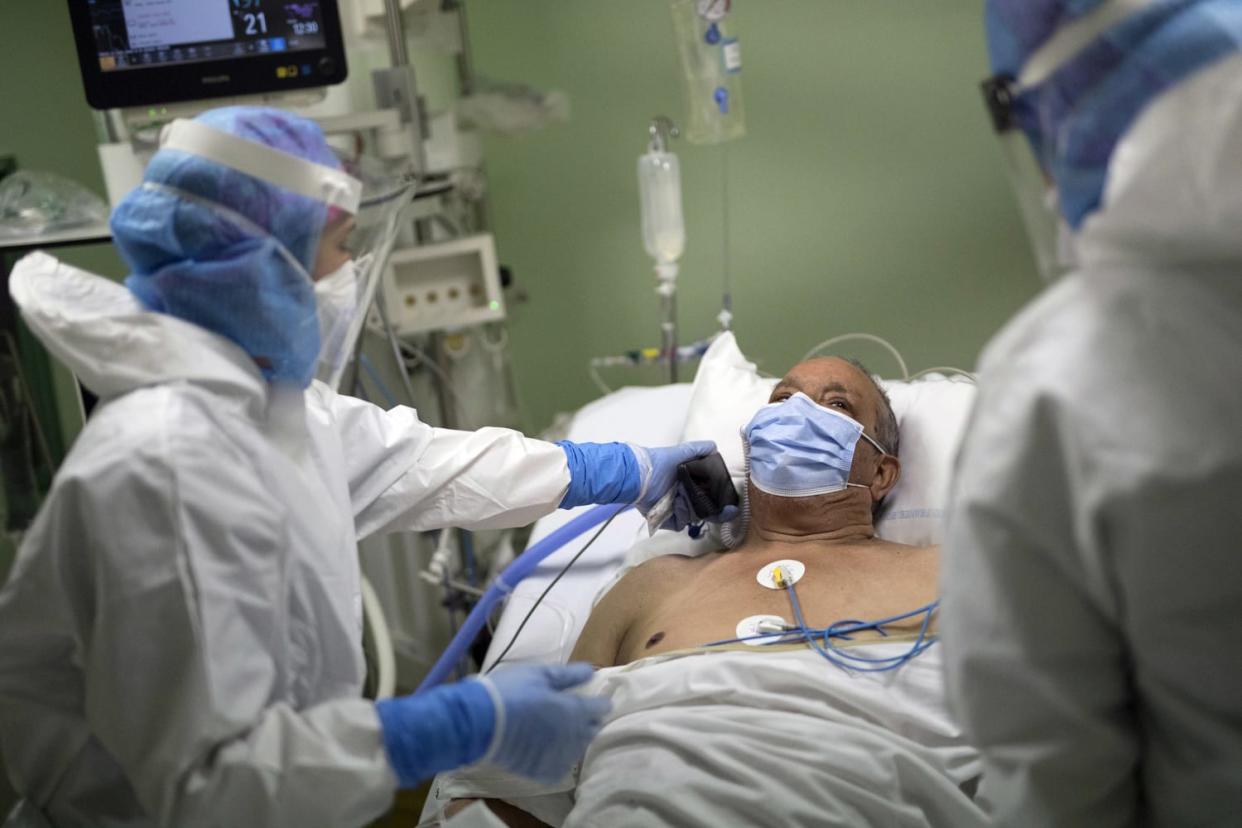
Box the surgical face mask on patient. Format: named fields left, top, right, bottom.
left=743, top=392, right=887, bottom=498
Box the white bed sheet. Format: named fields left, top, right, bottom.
left=433, top=646, right=984, bottom=827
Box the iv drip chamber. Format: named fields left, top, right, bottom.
left=637, top=149, right=685, bottom=268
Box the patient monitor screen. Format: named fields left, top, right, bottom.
left=71, top=0, right=347, bottom=109
left=87, top=0, right=328, bottom=72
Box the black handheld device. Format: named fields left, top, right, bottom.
left=675, top=452, right=740, bottom=522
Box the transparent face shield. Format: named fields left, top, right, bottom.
left=314, top=159, right=415, bottom=391
left=146, top=118, right=415, bottom=389
left=981, top=76, right=1074, bottom=283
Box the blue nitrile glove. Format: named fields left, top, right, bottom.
left=631, top=441, right=718, bottom=511
left=557, top=440, right=718, bottom=511
left=556, top=442, right=642, bottom=508
left=374, top=664, right=608, bottom=788
left=375, top=679, right=496, bottom=788
left=477, top=663, right=610, bottom=784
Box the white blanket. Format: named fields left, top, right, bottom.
left=432, top=646, right=985, bottom=827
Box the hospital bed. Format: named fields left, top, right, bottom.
left=479, top=333, right=975, bottom=672
left=421, top=332, right=979, bottom=825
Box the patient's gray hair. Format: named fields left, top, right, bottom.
left=845, top=358, right=900, bottom=459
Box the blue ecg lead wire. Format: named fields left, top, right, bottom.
left=784, top=578, right=939, bottom=672
left=700, top=570, right=939, bottom=673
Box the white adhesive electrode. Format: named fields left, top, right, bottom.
left=757, top=559, right=806, bottom=590
left=735, top=614, right=789, bottom=646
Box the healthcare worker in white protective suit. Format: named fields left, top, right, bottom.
left=0, top=107, right=727, bottom=828
left=942, top=1, right=1242, bottom=825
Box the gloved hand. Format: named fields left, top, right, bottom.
left=629, top=440, right=719, bottom=512
left=632, top=441, right=744, bottom=533
left=556, top=440, right=722, bottom=521
left=653, top=480, right=742, bottom=533
left=374, top=663, right=609, bottom=789
left=477, top=662, right=611, bottom=784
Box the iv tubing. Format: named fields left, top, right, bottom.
left=416, top=502, right=630, bottom=692
left=719, top=143, right=733, bottom=331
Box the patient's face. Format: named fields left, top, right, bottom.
left=744, top=356, right=900, bottom=538
left=766, top=357, right=887, bottom=482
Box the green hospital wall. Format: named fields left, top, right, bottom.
left=1, top=3, right=131, bottom=475
left=467, top=1, right=1040, bottom=430
left=0, top=2, right=124, bottom=278
left=0, top=1, right=1040, bottom=440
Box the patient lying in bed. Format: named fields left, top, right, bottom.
left=438, top=358, right=984, bottom=827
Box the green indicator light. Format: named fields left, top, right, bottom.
left=489, top=301, right=500, bottom=311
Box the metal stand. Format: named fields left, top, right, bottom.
left=656, top=263, right=679, bottom=383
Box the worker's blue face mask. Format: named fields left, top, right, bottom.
left=743, top=392, right=888, bottom=498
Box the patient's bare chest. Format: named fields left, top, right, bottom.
left=617, top=543, right=938, bottom=664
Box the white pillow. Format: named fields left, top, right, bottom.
left=680, top=332, right=778, bottom=475
left=680, top=333, right=976, bottom=547
left=876, top=375, right=977, bottom=545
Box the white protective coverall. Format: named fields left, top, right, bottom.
left=0, top=251, right=571, bottom=828
left=942, top=54, right=1242, bottom=826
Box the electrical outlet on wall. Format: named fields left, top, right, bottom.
left=373, top=234, right=506, bottom=335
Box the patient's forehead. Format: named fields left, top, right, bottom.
left=780, top=357, right=871, bottom=393
left=773, top=357, right=882, bottom=427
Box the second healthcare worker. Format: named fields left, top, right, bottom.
left=943, top=1, right=1242, bottom=825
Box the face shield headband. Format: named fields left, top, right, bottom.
left=159, top=118, right=362, bottom=214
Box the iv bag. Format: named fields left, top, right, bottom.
left=669, top=0, right=746, bottom=145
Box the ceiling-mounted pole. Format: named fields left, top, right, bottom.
left=384, top=0, right=410, bottom=67
left=373, top=0, right=427, bottom=174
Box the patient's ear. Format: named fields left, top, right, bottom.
left=869, top=454, right=901, bottom=505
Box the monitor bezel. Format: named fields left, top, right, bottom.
left=68, top=0, right=349, bottom=110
